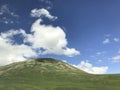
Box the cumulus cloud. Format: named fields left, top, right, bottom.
left=0, top=8, right=79, bottom=66
left=26, top=19, right=80, bottom=57
left=73, top=61, right=108, bottom=74
left=31, top=8, right=57, bottom=20
left=0, top=32, right=37, bottom=66
left=102, top=38, right=110, bottom=44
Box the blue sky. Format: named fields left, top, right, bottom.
left=0, top=0, right=120, bottom=74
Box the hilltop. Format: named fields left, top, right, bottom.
left=0, top=58, right=120, bottom=90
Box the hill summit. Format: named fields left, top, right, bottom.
left=0, top=58, right=120, bottom=90
left=0, top=58, right=85, bottom=76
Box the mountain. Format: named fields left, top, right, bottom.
left=0, top=58, right=120, bottom=90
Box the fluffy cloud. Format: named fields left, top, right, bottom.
left=74, top=61, right=108, bottom=74
left=31, top=8, right=57, bottom=20
left=102, top=37, right=119, bottom=44
left=0, top=8, right=79, bottom=66
left=0, top=34, right=37, bottom=66
left=26, top=19, right=80, bottom=57
left=102, top=38, right=110, bottom=44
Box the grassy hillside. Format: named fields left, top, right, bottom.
left=0, top=58, right=120, bottom=90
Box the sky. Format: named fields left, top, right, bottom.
left=0, top=0, right=120, bottom=74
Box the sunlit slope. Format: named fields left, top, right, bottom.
left=0, top=58, right=120, bottom=90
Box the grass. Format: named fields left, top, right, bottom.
left=0, top=58, right=120, bottom=90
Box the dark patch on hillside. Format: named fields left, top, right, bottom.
left=35, top=58, right=60, bottom=63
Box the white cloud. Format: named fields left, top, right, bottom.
left=73, top=61, right=108, bottom=74
left=96, top=51, right=106, bottom=55
left=96, top=52, right=101, bottom=55
left=0, top=4, right=18, bottom=17
left=111, top=49, right=120, bottom=62
left=0, top=8, right=80, bottom=66
left=113, top=38, right=119, bottom=42
left=0, top=32, right=37, bottom=66
left=98, top=60, right=102, bottom=62
left=1, top=29, right=26, bottom=38
left=0, top=4, right=10, bottom=15
left=31, top=8, right=57, bottom=20
left=37, top=0, right=52, bottom=10
left=0, top=4, right=19, bottom=24
left=112, top=55, right=120, bottom=62
left=102, top=38, right=110, bottom=44
left=26, top=19, right=80, bottom=57
left=38, top=0, right=52, bottom=5
left=118, top=49, right=120, bottom=54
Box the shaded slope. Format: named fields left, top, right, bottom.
left=0, top=58, right=120, bottom=90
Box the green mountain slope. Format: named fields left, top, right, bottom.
left=0, top=58, right=120, bottom=90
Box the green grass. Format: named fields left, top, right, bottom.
left=0, top=58, right=120, bottom=90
